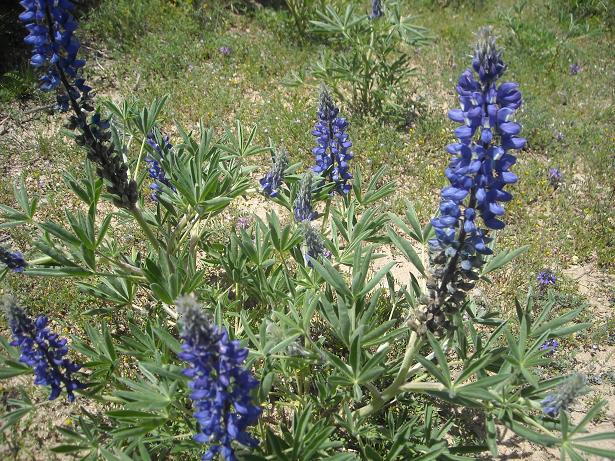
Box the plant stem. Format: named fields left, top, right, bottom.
left=382, top=331, right=420, bottom=398
left=354, top=331, right=422, bottom=418
left=321, top=195, right=332, bottom=233
left=130, top=206, right=160, bottom=251
left=133, top=136, right=147, bottom=183
left=355, top=381, right=444, bottom=418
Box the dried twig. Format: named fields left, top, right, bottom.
left=21, top=103, right=55, bottom=115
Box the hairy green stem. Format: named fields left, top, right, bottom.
left=320, top=196, right=332, bottom=234
left=354, top=331, right=422, bottom=418
left=356, top=381, right=444, bottom=418
left=130, top=206, right=160, bottom=251
left=133, top=136, right=148, bottom=183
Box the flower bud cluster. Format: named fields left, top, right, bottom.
left=0, top=246, right=27, bottom=273
left=260, top=147, right=289, bottom=198
left=294, top=173, right=318, bottom=223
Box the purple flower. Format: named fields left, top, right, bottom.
left=219, top=46, right=232, bottom=57
left=569, top=63, right=582, bottom=75
left=235, top=216, right=253, bottom=232
left=1, top=296, right=85, bottom=402
left=369, top=0, right=383, bottom=20
left=145, top=131, right=175, bottom=201
left=540, top=339, right=559, bottom=353
left=430, top=27, right=524, bottom=269
left=419, top=28, right=525, bottom=334
left=20, top=0, right=138, bottom=210
left=0, top=246, right=27, bottom=273
left=19, top=0, right=91, bottom=110
left=260, top=147, right=288, bottom=198
left=176, top=295, right=260, bottom=461
left=311, top=87, right=353, bottom=195
left=548, top=168, right=562, bottom=189
left=537, top=271, right=556, bottom=287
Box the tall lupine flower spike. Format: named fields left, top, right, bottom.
left=541, top=373, right=586, bottom=417
left=19, top=0, right=89, bottom=109
left=294, top=173, right=318, bottom=223
left=369, top=0, right=383, bottom=20
left=413, top=28, right=525, bottom=335
left=145, top=131, right=175, bottom=201
left=0, top=246, right=27, bottom=273
left=1, top=295, right=85, bottom=401
left=176, top=295, right=260, bottom=461
left=260, top=147, right=289, bottom=198
left=19, top=0, right=137, bottom=210
left=311, top=86, right=354, bottom=194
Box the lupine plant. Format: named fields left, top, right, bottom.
left=1, top=3, right=615, bottom=461
left=288, top=0, right=429, bottom=123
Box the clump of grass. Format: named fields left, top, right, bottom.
left=0, top=67, right=37, bottom=103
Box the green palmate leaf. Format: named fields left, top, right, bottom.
left=426, top=332, right=452, bottom=387
left=324, top=350, right=354, bottom=381
left=532, top=306, right=586, bottom=337
left=0, top=359, right=31, bottom=379
left=454, top=354, right=501, bottom=386
left=152, top=327, right=182, bottom=354
left=40, top=221, right=81, bottom=246
left=106, top=410, right=164, bottom=420
left=409, top=448, right=447, bottom=461
left=387, top=228, right=426, bottom=276
left=416, top=356, right=449, bottom=388
left=574, top=432, right=615, bottom=443
left=387, top=212, right=420, bottom=243
left=0, top=396, right=35, bottom=431
left=481, top=245, right=529, bottom=275
left=358, top=261, right=395, bottom=298
left=310, top=258, right=352, bottom=300
left=50, top=445, right=89, bottom=454
left=404, top=200, right=424, bottom=243
left=571, top=444, right=615, bottom=459
left=26, top=267, right=92, bottom=277
left=502, top=416, right=560, bottom=446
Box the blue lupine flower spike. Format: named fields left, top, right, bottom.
left=0, top=246, right=27, bottom=273
left=176, top=295, right=261, bottom=461
left=541, top=374, right=586, bottom=418
left=311, top=86, right=354, bottom=194
left=369, top=0, right=383, bottom=20
left=19, top=0, right=137, bottom=209
left=412, top=27, right=525, bottom=335
left=1, top=295, right=85, bottom=402
left=294, top=173, right=318, bottom=223
left=19, top=0, right=89, bottom=110
left=260, top=147, right=289, bottom=198
left=145, top=131, right=175, bottom=201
